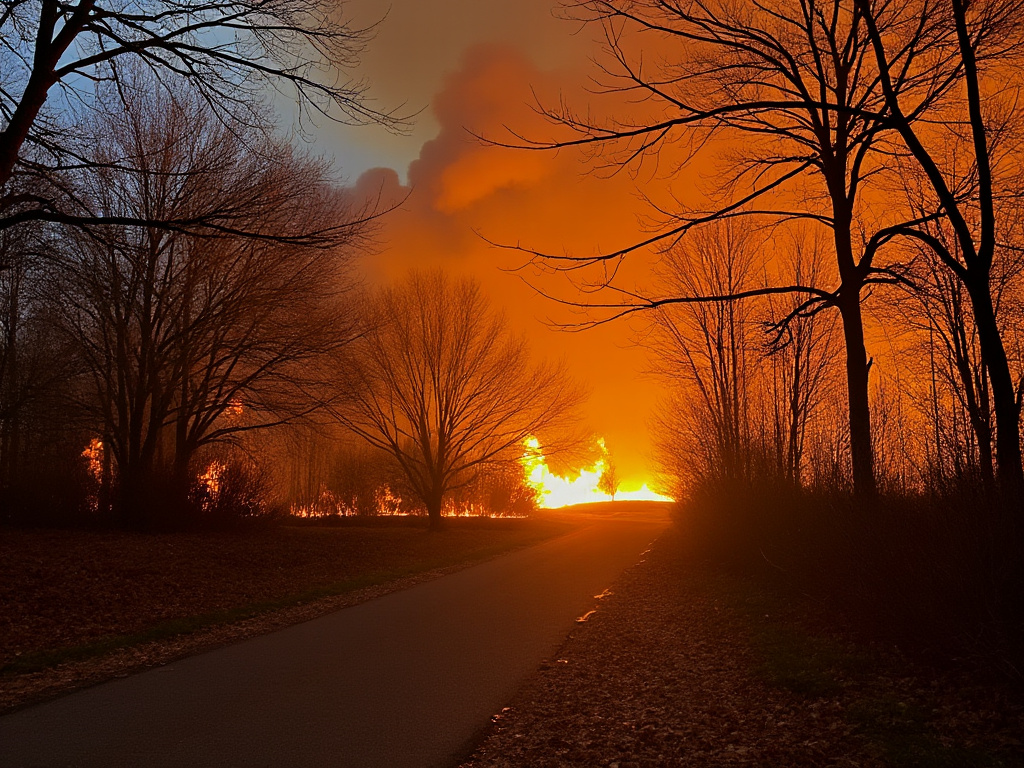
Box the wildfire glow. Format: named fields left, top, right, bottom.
left=521, top=437, right=673, bottom=509
left=82, top=438, right=104, bottom=484
left=198, top=460, right=225, bottom=498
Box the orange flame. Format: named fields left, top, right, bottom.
left=520, top=437, right=673, bottom=508
left=198, top=461, right=225, bottom=499
left=82, top=438, right=104, bottom=484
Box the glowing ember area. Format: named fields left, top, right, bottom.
left=288, top=485, right=527, bottom=519
left=521, top=437, right=673, bottom=509
left=82, top=438, right=104, bottom=484
left=374, top=485, right=404, bottom=516
left=198, top=461, right=225, bottom=499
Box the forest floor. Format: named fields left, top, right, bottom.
left=0, top=516, right=573, bottom=713
left=461, top=526, right=1024, bottom=768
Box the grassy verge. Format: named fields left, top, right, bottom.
left=1, top=516, right=575, bottom=678
left=715, top=573, right=1016, bottom=767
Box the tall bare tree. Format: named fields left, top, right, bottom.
left=652, top=223, right=758, bottom=486
left=762, top=232, right=840, bottom=485
left=0, top=218, right=72, bottom=489
left=652, top=223, right=839, bottom=491
left=499, top=0, right=959, bottom=496
left=895, top=234, right=995, bottom=487
left=337, top=271, right=582, bottom=530
left=854, top=0, right=1024, bottom=493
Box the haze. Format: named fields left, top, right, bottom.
left=319, top=1, right=665, bottom=489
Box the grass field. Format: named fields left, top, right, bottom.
left=0, top=516, right=575, bottom=678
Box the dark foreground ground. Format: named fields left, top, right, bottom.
left=462, top=526, right=1024, bottom=768
left=0, top=516, right=573, bottom=711
left=0, top=517, right=666, bottom=768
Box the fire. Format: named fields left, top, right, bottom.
left=198, top=460, right=226, bottom=499
left=521, top=437, right=673, bottom=508
left=374, top=485, right=404, bottom=516
left=82, top=438, right=108, bottom=513
left=82, top=438, right=104, bottom=484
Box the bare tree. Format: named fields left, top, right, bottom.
left=761, top=231, right=840, bottom=485
left=652, top=223, right=839, bottom=492
left=0, top=0, right=403, bottom=233
left=337, top=271, right=583, bottom=530
left=895, top=235, right=996, bottom=487
left=497, top=0, right=959, bottom=497
left=854, top=0, right=1024, bottom=493
left=598, top=455, right=620, bottom=500
left=51, top=83, right=363, bottom=524
left=0, top=218, right=74, bottom=489
left=651, top=223, right=759, bottom=485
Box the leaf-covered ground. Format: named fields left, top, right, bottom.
left=0, top=517, right=570, bottom=712
left=462, top=527, right=1024, bottom=768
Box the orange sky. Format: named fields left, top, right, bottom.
left=316, top=2, right=670, bottom=487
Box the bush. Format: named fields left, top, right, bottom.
left=676, top=478, right=1024, bottom=675
left=188, top=458, right=278, bottom=529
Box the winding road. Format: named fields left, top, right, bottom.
left=0, top=505, right=667, bottom=768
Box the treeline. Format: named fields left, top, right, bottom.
left=650, top=221, right=1024, bottom=649
left=626, top=1, right=1024, bottom=662
left=652, top=220, right=1024, bottom=498
left=0, top=76, right=571, bottom=529
left=1, top=77, right=355, bottom=526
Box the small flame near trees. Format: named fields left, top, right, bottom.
left=82, top=439, right=104, bottom=485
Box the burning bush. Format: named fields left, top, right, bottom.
left=189, top=457, right=277, bottom=527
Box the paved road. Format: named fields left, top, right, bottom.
left=0, top=515, right=666, bottom=768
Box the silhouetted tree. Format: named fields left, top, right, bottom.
left=855, top=0, right=1024, bottom=493
left=0, top=219, right=74, bottom=490
left=893, top=232, right=997, bottom=488
left=337, top=271, right=583, bottom=530
left=651, top=224, right=758, bottom=486
left=652, top=224, right=840, bottom=491
left=500, top=0, right=960, bottom=497
left=598, top=456, right=620, bottom=500
left=0, top=0, right=403, bottom=233
left=761, top=231, right=840, bottom=485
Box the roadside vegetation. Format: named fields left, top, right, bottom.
left=0, top=516, right=574, bottom=710
left=462, top=528, right=1024, bottom=768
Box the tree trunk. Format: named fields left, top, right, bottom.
left=117, top=464, right=150, bottom=530
left=950, top=335, right=995, bottom=489
left=837, top=293, right=876, bottom=498
left=967, top=279, right=1024, bottom=495
left=99, top=439, right=113, bottom=519
left=830, top=186, right=875, bottom=499
left=426, top=493, right=445, bottom=531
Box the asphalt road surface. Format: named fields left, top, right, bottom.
left=0, top=508, right=668, bottom=768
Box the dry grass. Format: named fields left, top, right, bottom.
left=462, top=527, right=1024, bottom=768
left=0, top=517, right=572, bottom=696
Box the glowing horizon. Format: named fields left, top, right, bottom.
left=521, top=437, right=673, bottom=509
